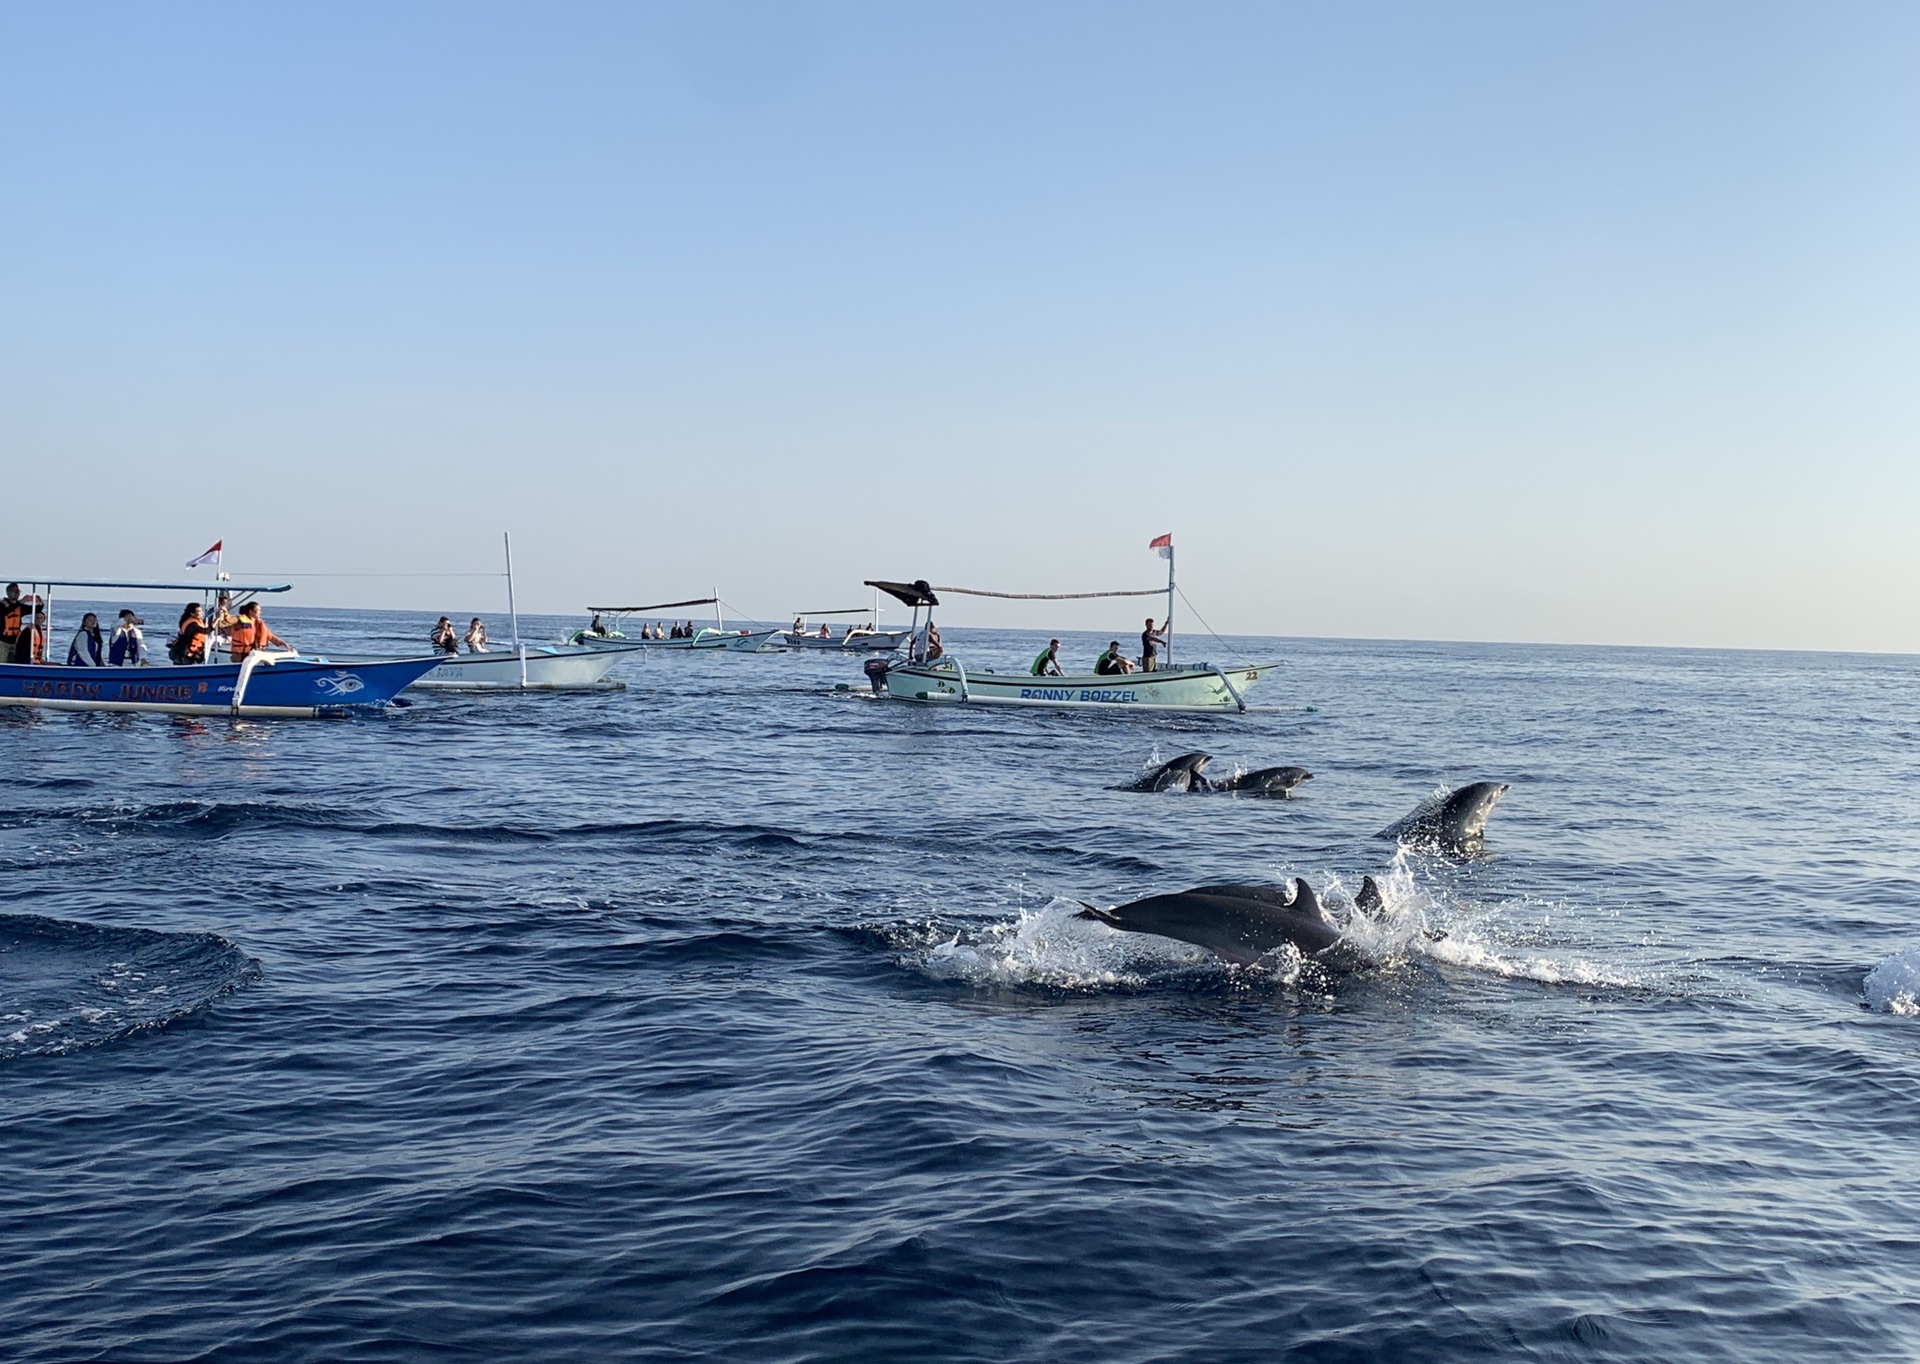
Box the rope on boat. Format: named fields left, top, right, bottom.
left=1175, top=586, right=1256, bottom=667
left=931, top=586, right=1164, bottom=601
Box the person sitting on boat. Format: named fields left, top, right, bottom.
left=588, top=613, right=606, bottom=637
left=924, top=622, right=943, bottom=662
left=465, top=618, right=490, bottom=653
left=109, top=610, right=147, bottom=666
left=1030, top=639, right=1063, bottom=677
left=66, top=612, right=106, bottom=667
left=818, top=624, right=831, bottom=638
left=1095, top=641, right=1135, bottom=676
left=169, top=603, right=211, bottom=665
left=431, top=616, right=459, bottom=654
left=228, top=602, right=288, bottom=662
left=1141, top=618, right=1166, bottom=673
left=12, top=605, right=48, bottom=663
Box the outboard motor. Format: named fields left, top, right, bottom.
left=863, top=657, right=891, bottom=696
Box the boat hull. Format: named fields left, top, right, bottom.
left=0, top=655, right=443, bottom=718
left=784, top=630, right=911, bottom=653
left=570, top=628, right=782, bottom=652
left=321, top=645, right=638, bottom=691
left=877, top=659, right=1279, bottom=711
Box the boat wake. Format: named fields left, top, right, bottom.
left=0, top=913, right=259, bottom=1061
left=1865, top=947, right=1920, bottom=1016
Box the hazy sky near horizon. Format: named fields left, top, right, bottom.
left=3, top=2, right=1916, bottom=649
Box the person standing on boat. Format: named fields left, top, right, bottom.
left=170, top=603, right=211, bottom=665
left=228, top=602, right=287, bottom=661
left=465, top=618, right=489, bottom=653
left=1030, top=639, right=1063, bottom=677
left=1141, top=618, right=1167, bottom=672
left=109, top=610, right=148, bottom=666
left=2, top=584, right=43, bottom=658
left=431, top=616, right=458, bottom=654
left=66, top=612, right=106, bottom=667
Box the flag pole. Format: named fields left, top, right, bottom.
left=1165, top=543, right=1176, bottom=666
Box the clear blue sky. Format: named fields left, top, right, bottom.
left=3, top=2, right=1916, bottom=648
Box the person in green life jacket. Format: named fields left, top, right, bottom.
left=1095, top=640, right=1135, bottom=675
left=1030, top=639, right=1063, bottom=677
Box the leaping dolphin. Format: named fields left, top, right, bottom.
left=1377, top=782, right=1510, bottom=855
left=1076, top=876, right=1383, bottom=966
left=1116, top=752, right=1216, bottom=792
left=1117, top=753, right=1313, bottom=798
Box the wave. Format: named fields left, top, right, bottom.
left=1864, top=948, right=1920, bottom=1016
left=0, top=913, right=259, bottom=1061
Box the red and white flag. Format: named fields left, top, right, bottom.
left=186, top=540, right=223, bottom=569
left=1149, top=533, right=1172, bottom=560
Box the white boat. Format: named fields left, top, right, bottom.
left=319, top=643, right=638, bottom=692
left=871, top=657, right=1277, bottom=711
left=785, top=626, right=912, bottom=653
left=857, top=550, right=1281, bottom=713
left=567, top=595, right=785, bottom=653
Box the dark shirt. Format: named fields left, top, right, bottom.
left=1142, top=627, right=1164, bottom=657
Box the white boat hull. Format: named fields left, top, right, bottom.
left=321, top=645, right=638, bottom=691
left=784, top=630, right=911, bottom=653
left=876, top=659, right=1279, bottom=711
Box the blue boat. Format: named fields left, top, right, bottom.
left=0, top=577, right=442, bottom=718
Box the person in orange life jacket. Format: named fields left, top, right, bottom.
left=11, top=604, right=49, bottom=664
left=109, top=609, right=148, bottom=666
left=3, top=583, right=44, bottom=654
left=67, top=612, right=106, bottom=667
left=228, top=602, right=287, bottom=662
left=171, top=602, right=212, bottom=664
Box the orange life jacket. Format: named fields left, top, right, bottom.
left=229, top=616, right=260, bottom=660
left=1, top=599, right=23, bottom=641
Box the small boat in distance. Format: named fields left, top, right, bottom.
left=856, top=540, right=1282, bottom=713
left=784, top=595, right=912, bottom=653
left=568, top=595, right=784, bottom=653
left=0, top=577, right=439, bottom=718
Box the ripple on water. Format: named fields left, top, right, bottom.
left=0, top=913, right=259, bottom=1060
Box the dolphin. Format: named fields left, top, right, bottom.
left=1117, top=753, right=1313, bottom=797
left=1377, top=782, right=1510, bottom=855
left=1207, top=765, right=1313, bottom=798
left=1116, top=752, right=1215, bottom=792
left=1075, top=875, right=1384, bottom=966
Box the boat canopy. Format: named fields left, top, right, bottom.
left=0, top=578, right=293, bottom=593
left=866, top=580, right=939, bottom=609
left=793, top=607, right=883, bottom=617
left=586, top=597, right=718, bottom=613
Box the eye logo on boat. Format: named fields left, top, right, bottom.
left=316, top=672, right=367, bottom=697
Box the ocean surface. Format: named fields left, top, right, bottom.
left=4, top=606, right=1918, bottom=1362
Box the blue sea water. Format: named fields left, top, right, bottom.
left=4, top=607, right=1919, bottom=1362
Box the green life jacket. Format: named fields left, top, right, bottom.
left=1030, top=648, right=1055, bottom=676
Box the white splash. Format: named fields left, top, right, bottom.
left=1339, top=851, right=1645, bottom=988
left=918, top=897, right=1299, bottom=990
left=1865, top=947, right=1920, bottom=1016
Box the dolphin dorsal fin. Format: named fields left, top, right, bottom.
left=1355, top=876, right=1385, bottom=916
left=1291, top=878, right=1323, bottom=919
